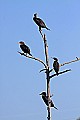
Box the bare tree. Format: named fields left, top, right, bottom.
left=18, top=13, right=80, bottom=120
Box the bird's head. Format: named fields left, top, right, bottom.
left=53, top=57, right=58, bottom=61
left=18, top=41, right=25, bottom=45
left=39, top=91, right=46, bottom=96
left=34, top=13, right=37, bottom=18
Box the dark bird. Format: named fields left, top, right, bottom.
left=18, top=41, right=32, bottom=56
left=53, top=57, right=59, bottom=75
left=40, top=92, right=58, bottom=110
left=33, top=13, right=50, bottom=31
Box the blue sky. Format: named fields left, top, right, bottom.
left=0, top=0, right=80, bottom=120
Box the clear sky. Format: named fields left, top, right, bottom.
left=0, top=0, right=80, bottom=120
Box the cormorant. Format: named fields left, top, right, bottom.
left=40, top=92, right=58, bottom=110
left=33, top=13, right=50, bottom=31
left=18, top=41, right=32, bottom=56
left=53, top=57, right=59, bottom=75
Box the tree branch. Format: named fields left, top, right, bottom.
left=39, top=68, right=47, bottom=73
left=60, top=57, right=80, bottom=67
left=18, top=51, right=47, bottom=68
left=50, top=94, right=53, bottom=98
left=49, top=69, right=71, bottom=79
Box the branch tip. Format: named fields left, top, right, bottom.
left=60, top=57, right=80, bottom=67
left=39, top=68, right=47, bottom=73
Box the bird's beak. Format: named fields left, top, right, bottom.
left=39, top=93, right=42, bottom=95
left=51, top=57, right=54, bottom=59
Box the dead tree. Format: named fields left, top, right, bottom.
left=18, top=15, right=80, bottom=120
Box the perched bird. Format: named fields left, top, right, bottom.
left=18, top=41, right=32, bottom=56
left=53, top=57, right=59, bottom=75
left=40, top=91, right=58, bottom=110
left=33, top=13, right=50, bottom=31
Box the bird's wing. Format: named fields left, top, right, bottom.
left=36, top=18, right=46, bottom=26
left=53, top=62, right=59, bottom=71
left=42, top=96, right=48, bottom=106
left=24, top=45, right=30, bottom=52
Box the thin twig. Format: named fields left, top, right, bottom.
left=60, top=57, right=80, bottom=67
left=39, top=68, right=47, bottom=73
left=18, top=51, right=47, bottom=68
left=39, top=67, right=53, bottom=74
left=50, top=94, right=53, bottom=98
left=49, top=69, right=71, bottom=79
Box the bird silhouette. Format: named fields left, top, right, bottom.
left=40, top=92, right=58, bottom=110
left=18, top=41, right=32, bottom=56
left=33, top=13, right=50, bottom=31
left=53, top=57, right=59, bottom=75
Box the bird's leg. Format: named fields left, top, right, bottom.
left=39, top=26, right=42, bottom=32
left=26, top=53, right=28, bottom=56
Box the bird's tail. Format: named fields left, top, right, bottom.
left=56, top=72, right=59, bottom=76
left=54, top=106, right=58, bottom=110
left=56, top=71, right=59, bottom=76
left=46, top=27, right=50, bottom=30
left=29, top=53, right=33, bottom=56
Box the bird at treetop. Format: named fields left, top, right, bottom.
left=33, top=13, right=50, bottom=31
left=53, top=57, right=59, bottom=75
left=39, top=91, right=58, bottom=110
left=18, top=41, right=32, bottom=56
